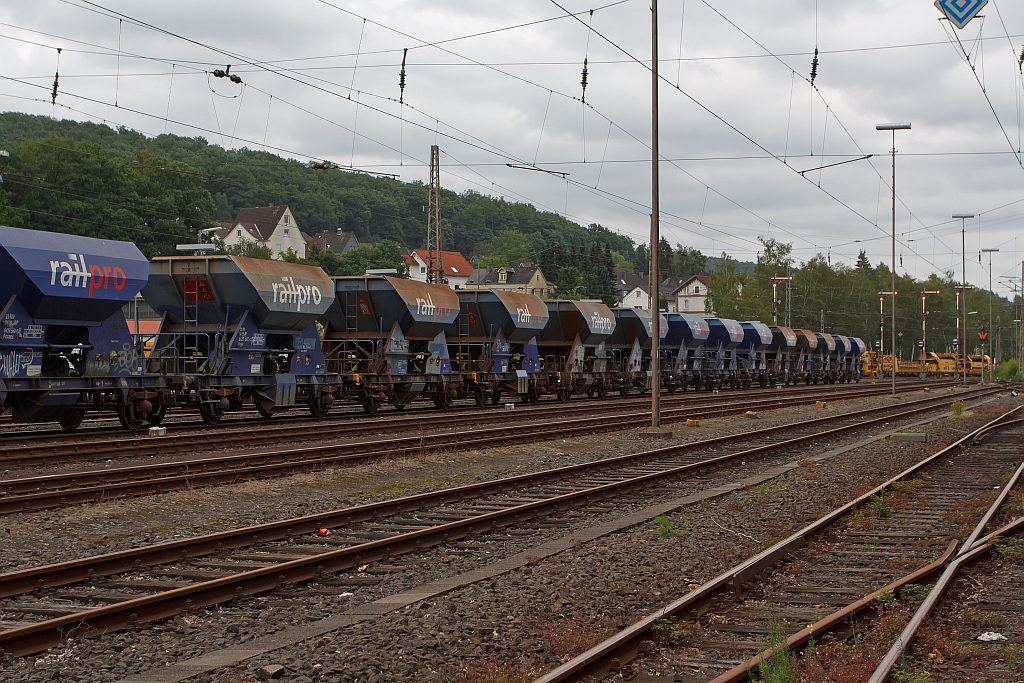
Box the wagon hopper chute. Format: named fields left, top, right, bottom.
left=536, top=299, right=616, bottom=401
left=142, top=255, right=337, bottom=423
left=323, top=276, right=459, bottom=412
left=609, top=308, right=668, bottom=394
left=0, top=225, right=149, bottom=429
left=446, top=289, right=548, bottom=405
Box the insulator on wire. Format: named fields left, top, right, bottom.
left=212, top=65, right=241, bottom=84
left=399, top=48, right=408, bottom=104
left=580, top=58, right=588, bottom=103
left=1019, top=44, right=1024, bottom=71
left=51, top=47, right=61, bottom=105
left=809, top=47, right=819, bottom=86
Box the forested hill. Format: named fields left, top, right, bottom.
left=0, top=111, right=635, bottom=260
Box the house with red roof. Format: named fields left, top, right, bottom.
left=405, top=249, right=475, bottom=289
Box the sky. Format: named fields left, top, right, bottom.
left=1, top=0, right=1023, bottom=299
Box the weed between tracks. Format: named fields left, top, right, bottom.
left=792, top=584, right=929, bottom=682
left=847, top=479, right=925, bottom=531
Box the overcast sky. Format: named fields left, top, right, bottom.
left=1, top=0, right=1023, bottom=297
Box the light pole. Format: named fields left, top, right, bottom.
left=879, top=290, right=896, bottom=377
left=770, top=276, right=793, bottom=326
left=920, top=290, right=940, bottom=361
left=981, top=248, right=999, bottom=383
left=877, top=122, right=910, bottom=398
left=649, top=0, right=662, bottom=432
left=953, top=214, right=974, bottom=386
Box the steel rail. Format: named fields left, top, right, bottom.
left=0, top=383, right=945, bottom=513
left=866, top=456, right=1024, bottom=683
left=0, top=388, right=993, bottom=601
left=0, top=381, right=924, bottom=468
left=0, top=393, right=1006, bottom=657
left=531, top=404, right=1022, bottom=683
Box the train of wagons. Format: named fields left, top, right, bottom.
left=0, top=226, right=869, bottom=431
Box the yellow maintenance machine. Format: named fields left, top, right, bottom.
left=859, top=351, right=987, bottom=378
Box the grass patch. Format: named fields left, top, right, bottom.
left=654, top=514, right=691, bottom=538
left=751, top=612, right=796, bottom=683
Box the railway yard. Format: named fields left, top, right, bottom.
left=0, top=379, right=1021, bottom=682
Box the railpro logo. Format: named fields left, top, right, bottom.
left=272, top=277, right=323, bottom=311
left=49, top=254, right=128, bottom=298
left=590, top=311, right=614, bottom=334
left=415, top=293, right=453, bottom=320
left=516, top=304, right=544, bottom=326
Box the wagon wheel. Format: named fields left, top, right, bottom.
left=473, top=388, right=487, bottom=408
left=665, top=381, right=675, bottom=394
left=200, top=398, right=224, bottom=425
left=528, top=385, right=541, bottom=403
left=362, top=396, right=380, bottom=415
left=58, top=409, right=86, bottom=431
left=308, top=395, right=330, bottom=418
left=117, top=401, right=145, bottom=430
left=490, top=390, right=502, bottom=405
left=556, top=387, right=571, bottom=402
left=597, top=381, right=608, bottom=399
left=146, top=403, right=167, bottom=426
left=434, top=391, right=452, bottom=410
left=586, top=386, right=596, bottom=399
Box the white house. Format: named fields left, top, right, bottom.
left=215, top=205, right=310, bottom=258
left=671, top=273, right=709, bottom=313
left=615, top=272, right=650, bottom=309
left=405, top=249, right=475, bottom=289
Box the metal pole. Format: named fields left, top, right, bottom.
left=953, top=214, right=974, bottom=386
left=772, top=281, right=778, bottom=326
left=650, top=0, right=660, bottom=429
left=890, top=130, right=896, bottom=398
left=982, top=248, right=999, bottom=382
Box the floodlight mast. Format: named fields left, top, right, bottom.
left=953, top=214, right=975, bottom=386
left=981, top=248, right=999, bottom=383
left=876, top=122, right=910, bottom=397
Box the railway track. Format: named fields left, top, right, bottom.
left=0, top=386, right=1003, bottom=658
left=0, top=380, right=946, bottom=469
left=532, top=405, right=1024, bottom=683
left=0, top=382, right=960, bottom=513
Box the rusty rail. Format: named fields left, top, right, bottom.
left=531, top=404, right=1022, bottom=683
left=0, top=391, right=1004, bottom=657
left=0, top=383, right=958, bottom=514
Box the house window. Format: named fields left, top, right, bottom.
left=275, top=244, right=282, bottom=253
left=694, top=285, right=699, bottom=293
left=284, top=215, right=290, bottom=226
left=236, top=229, right=242, bottom=237
left=283, top=228, right=290, bottom=236
left=684, top=299, right=689, bottom=310
left=636, top=290, right=642, bottom=298
left=420, top=266, right=426, bottom=274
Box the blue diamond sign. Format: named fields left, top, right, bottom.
left=935, top=0, right=988, bottom=29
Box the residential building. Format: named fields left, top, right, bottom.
left=670, top=273, right=709, bottom=314
left=464, top=265, right=552, bottom=298
left=214, top=205, right=310, bottom=258
left=312, top=230, right=360, bottom=256
left=406, top=249, right=476, bottom=289
left=615, top=272, right=650, bottom=309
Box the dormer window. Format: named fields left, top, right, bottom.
left=498, top=270, right=507, bottom=284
